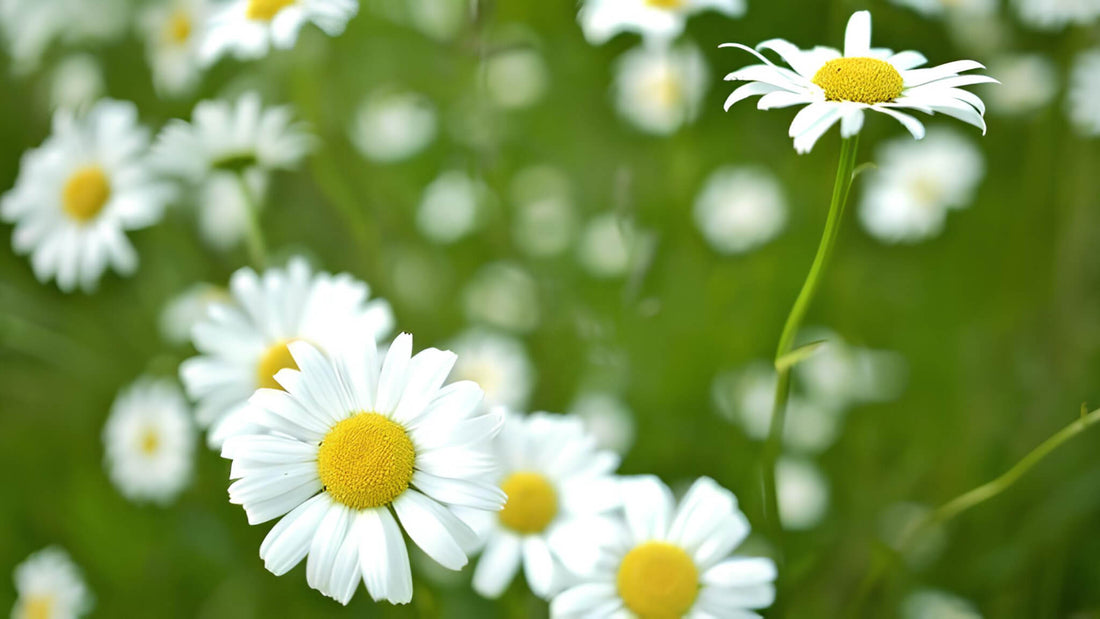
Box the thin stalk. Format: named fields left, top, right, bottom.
left=237, top=171, right=268, bottom=268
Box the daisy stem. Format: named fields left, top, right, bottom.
left=761, top=135, right=860, bottom=562
left=237, top=171, right=268, bottom=268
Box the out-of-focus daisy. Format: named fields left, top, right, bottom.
left=140, top=0, right=210, bottom=97
left=614, top=42, right=708, bottom=136
left=777, top=457, right=829, bottom=531
left=570, top=391, right=636, bottom=456
left=407, top=0, right=467, bottom=41
left=510, top=165, right=577, bottom=258
left=160, top=282, right=232, bottom=345
left=888, top=0, right=996, bottom=18
left=463, top=262, right=540, bottom=334
left=577, top=213, right=640, bottom=279
left=1013, top=0, right=1100, bottom=31
left=0, top=0, right=128, bottom=74
left=794, top=328, right=908, bottom=407
left=1068, top=48, right=1100, bottom=136
left=47, top=54, right=104, bottom=112
left=552, top=476, right=776, bottom=618
left=417, top=170, right=488, bottom=244
left=723, top=10, right=996, bottom=153
left=901, top=589, right=982, bottom=619
left=693, top=166, right=787, bottom=255
left=221, top=333, right=506, bottom=604
left=859, top=128, right=984, bottom=244
left=1, top=100, right=173, bottom=293
left=199, top=0, right=358, bottom=65
left=179, top=257, right=393, bottom=447
left=12, top=547, right=92, bottom=619
left=197, top=168, right=269, bottom=250
left=351, top=89, right=437, bottom=163
left=984, top=54, right=1058, bottom=116
left=448, top=328, right=535, bottom=411
left=486, top=46, right=549, bottom=110
left=466, top=412, right=620, bottom=599
left=578, top=0, right=745, bottom=45
left=103, top=377, right=195, bottom=505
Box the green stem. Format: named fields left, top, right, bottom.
left=762, top=135, right=860, bottom=565
left=237, top=171, right=267, bottom=268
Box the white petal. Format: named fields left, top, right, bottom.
left=357, top=508, right=414, bottom=604
left=472, top=532, right=522, bottom=599
left=306, top=502, right=353, bottom=595
left=843, top=11, right=872, bottom=57
left=620, top=476, right=674, bottom=542
left=523, top=537, right=557, bottom=599
left=260, top=493, right=332, bottom=576
left=393, top=490, right=476, bottom=570
left=840, top=107, right=865, bottom=137
left=873, top=107, right=926, bottom=140
left=376, top=333, right=413, bottom=414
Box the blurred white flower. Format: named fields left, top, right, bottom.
left=0, top=0, right=127, bottom=73
left=448, top=328, right=535, bottom=411
left=12, top=547, right=92, bottom=619
left=199, top=0, right=358, bottom=64
left=1, top=100, right=173, bottom=293
left=777, top=457, right=829, bottom=530
left=407, top=0, right=468, bottom=40
left=103, top=377, right=196, bottom=505
left=510, top=165, right=577, bottom=258
left=984, top=53, right=1058, bottom=116
left=888, top=0, right=996, bottom=18
left=901, top=589, right=982, bottom=619
left=486, top=47, right=549, bottom=110
left=48, top=54, right=104, bottom=112
left=693, top=166, right=787, bottom=255
left=859, top=128, right=985, bottom=244
left=795, top=328, right=907, bottom=407
left=577, top=213, right=639, bottom=278
left=578, top=0, right=744, bottom=45
left=179, top=257, right=394, bottom=447
left=879, top=502, right=948, bottom=569
left=417, top=170, right=488, bottom=244
left=1068, top=48, right=1100, bottom=136
left=613, top=41, right=708, bottom=136
left=570, top=391, right=636, bottom=455
left=160, top=282, right=232, bottom=345
left=351, top=89, right=437, bottom=163
left=196, top=168, right=269, bottom=250
left=466, top=412, right=620, bottom=599
left=140, top=0, right=210, bottom=97
left=463, top=262, right=540, bottom=333
left=1013, top=0, right=1100, bottom=31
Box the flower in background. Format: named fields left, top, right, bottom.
left=693, top=166, right=788, bottom=255
left=463, top=262, right=540, bottom=334
left=888, top=0, right=996, bottom=18
left=1068, top=48, right=1100, bottom=136
left=578, top=0, right=745, bottom=45
left=407, top=0, right=467, bottom=41
left=103, top=377, right=195, bottom=505
left=351, top=89, right=437, bottom=163
left=723, top=11, right=996, bottom=153
left=1013, top=0, right=1100, bottom=31
left=199, top=0, right=358, bottom=64
left=0, top=0, right=128, bottom=74
left=466, top=412, right=620, bottom=599
left=570, top=391, right=636, bottom=455
left=448, top=328, right=535, bottom=411
left=179, top=257, right=393, bottom=447
left=901, top=589, right=982, bottom=619
left=140, top=0, right=210, bottom=97
left=577, top=213, right=641, bottom=278
left=417, top=170, right=489, bottom=244
left=777, top=457, right=829, bottom=530
left=486, top=45, right=550, bottom=110
left=613, top=41, right=708, bottom=136
left=859, top=128, right=985, bottom=244
left=984, top=53, right=1058, bottom=116
left=510, top=165, right=577, bottom=258
left=221, top=334, right=506, bottom=604
left=160, top=282, right=232, bottom=345
left=12, top=547, right=92, bottom=619
left=551, top=476, right=776, bottom=618
left=1, top=100, right=173, bottom=293
left=47, top=54, right=104, bottom=112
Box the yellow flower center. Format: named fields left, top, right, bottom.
left=23, top=596, right=53, bottom=619
left=498, top=472, right=558, bottom=534
left=166, top=10, right=191, bottom=44
left=139, top=427, right=161, bottom=455
left=256, top=339, right=301, bottom=390
left=617, top=542, right=699, bottom=619
left=645, top=0, right=685, bottom=9
left=317, top=413, right=416, bottom=510
left=812, top=57, right=904, bottom=104
left=246, top=0, right=296, bottom=21
left=62, top=165, right=111, bottom=223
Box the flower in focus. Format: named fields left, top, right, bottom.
left=103, top=377, right=196, bottom=505
left=221, top=334, right=506, bottom=604
left=179, top=257, right=393, bottom=447
left=351, top=88, right=437, bottom=163
left=140, top=0, right=210, bottom=97
left=613, top=41, right=708, bottom=136
left=199, top=0, right=358, bottom=65
left=578, top=0, right=745, bottom=45
left=570, top=391, right=636, bottom=456
left=693, top=165, right=788, bottom=255
left=777, top=457, right=829, bottom=531
left=12, top=547, right=92, bottom=619
left=463, top=262, right=540, bottom=334
left=466, top=412, right=620, bottom=599
left=984, top=53, right=1058, bottom=117
left=159, top=282, right=231, bottom=345
left=448, top=328, right=535, bottom=411
left=47, top=54, right=104, bottom=112
left=551, top=476, right=776, bottom=618
left=417, top=170, right=489, bottom=244
left=859, top=128, right=985, bottom=244
left=723, top=11, right=996, bottom=153
left=1, top=100, right=173, bottom=292
left=1013, top=0, right=1100, bottom=31
left=1068, top=48, right=1100, bottom=136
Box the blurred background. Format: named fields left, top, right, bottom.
left=1, top=0, right=1099, bottom=617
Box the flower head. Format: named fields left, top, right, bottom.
left=199, top=0, right=358, bottom=64
left=12, top=547, right=92, bottom=619
left=140, top=0, right=210, bottom=97
left=579, top=0, right=744, bottom=45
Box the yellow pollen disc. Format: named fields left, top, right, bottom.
left=246, top=0, right=296, bottom=21
left=317, top=413, right=416, bottom=510
left=23, top=596, right=52, bottom=619
left=62, top=166, right=111, bottom=223
left=166, top=10, right=192, bottom=44
left=645, top=0, right=685, bottom=9
left=498, top=472, right=558, bottom=534
left=139, top=427, right=161, bottom=455
left=812, top=57, right=904, bottom=104
left=617, top=542, right=699, bottom=619
left=256, top=339, right=301, bottom=390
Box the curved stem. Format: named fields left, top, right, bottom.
left=237, top=171, right=268, bottom=268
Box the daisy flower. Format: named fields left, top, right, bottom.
left=350, top=88, right=437, bottom=164
left=466, top=412, right=621, bottom=599
left=160, top=282, right=232, bottom=345
left=578, top=0, right=745, bottom=45
left=1013, top=0, right=1100, bottom=31
left=179, top=257, right=393, bottom=447
left=103, top=377, right=196, bottom=505
left=722, top=10, right=997, bottom=153
left=776, top=457, right=829, bottom=531
left=985, top=53, right=1058, bottom=117
left=140, top=0, right=210, bottom=97
left=199, top=0, right=358, bottom=65
left=570, top=391, right=636, bottom=456
left=613, top=41, right=708, bottom=136
left=693, top=166, right=788, bottom=255
left=577, top=213, right=642, bottom=279
left=1, top=100, right=173, bottom=292
left=888, top=0, right=996, bottom=19
left=551, top=476, right=776, bottom=618
left=47, top=54, right=104, bottom=112
left=221, top=333, right=506, bottom=604
left=417, top=170, right=488, bottom=245
left=448, top=328, right=535, bottom=411
left=12, top=547, right=92, bottom=619
left=463, top=262, right=540, bottom=334
left=1068, top=48, right=1100, bottom=136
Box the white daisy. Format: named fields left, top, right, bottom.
left=486, top=45, right=549, bottom=110
left=1, top=100, right=173, bottom=293
left=722, top=10, right=996, bottom=153
left=179, top=257, right=393, bottom=447
left=463, top=262, right=540, bottom=334
left=577, top=213, right=641, bottom=279
left=195, top=168, right=269, bottom=250
left=448, top=328, right=535, bottom=411
left=466, top=412, right=620, bottom=599
left=47, top=54, right=104, bottom=112
left=984, top=53, right=1058, bottom=116
left=888, top=0, right=996, bottom=18
left=417, top=170, right=488, bottom=244
left=0, top=0, right=128, bottom=74
left=221, top=333, right=507, bottom=604
left=858, top=128, right=984, bottom=244
left=578, top=0, right=745, bottom=45
left=551, top=476, right=776, bottom=618
left=199, top=0, right=358, bottom=65
left=12, top=547, right=92, bottom=619
left=350, top=88, right=437, bottom=163
left=570, top=391, right=636, bottom=456
left=693, top=166, right=787, bottom=255
left=614, top=41, right=708, bottom=136
left=140, top=0, right=210, bottom=97
left=159, top=282, right=231, bottom=345
left=103, top=377, right=196, bottom=505
left=1013, top=0, right=1100, bottom=31
left=1068, top=48, right=1100, bottom=136
left=406, top=0, right=467, bottom=41
left=776, top=457, right=829, bottom=531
